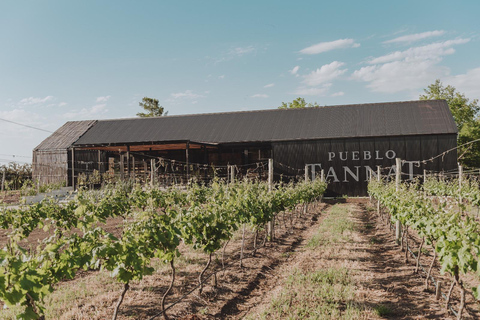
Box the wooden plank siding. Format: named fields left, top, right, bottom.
left=272, top=134, right=457, bottom=196
left=32, top=150, right=69, bottom=185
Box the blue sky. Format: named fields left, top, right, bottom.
left=1, top=1, right=480, bottom=163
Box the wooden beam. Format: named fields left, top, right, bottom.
left=71, top=148, right=75, bottom=188
left=127, top=146, right=131, bottom=180
left=120, top=154, right=124, bottom=180
left=75, top=142, right=217, bottom=152
left=186, top=141, right=190, bottom=181
left=98, top=150, right=102, bottom=173
left=132, top=155, right=136, bottom=180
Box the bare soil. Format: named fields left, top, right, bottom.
left=0, top=190, right=20, bottom=204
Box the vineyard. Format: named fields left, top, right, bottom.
left=368, top=175, right=480, bottom=320
left=5, top=160, right=480, bottom=319
left=0, top=178, right=326, bottom=319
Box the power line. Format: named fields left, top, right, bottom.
left=0, top=153, right=31, bottom=159
left=0, top=117, right=53, bottom=134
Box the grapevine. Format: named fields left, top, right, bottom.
left=0, top=178, right=327, bottom=319
left=369, top=179, right=480, bottom=319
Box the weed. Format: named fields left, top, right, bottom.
left=307, top=204, right=355, bottom=247
left=251, top=267, right=361, bottom=319
left=370, top=236, right=379, bottom=244
left=374, top=304, right=393, bottom=317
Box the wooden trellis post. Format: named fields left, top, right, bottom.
left=377, top=166, right=381, bottom=216
left=436, top=281, right=442, bottom=300
left=150, top=159, right=155, bottom=188
left=423, top=169, right=427, bottom=197
left=1, top=169, right=5, bottom=192
left=267, top=158, right=274, bottom=241
left=395, top=158, right=402, bottom=245
left=458, top=164, right=463, bottom=204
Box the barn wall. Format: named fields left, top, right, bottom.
left=32, top=150, right=69, bottom=185
left=33, top=149, right=106, bottom=186
left=272, top=134, right=457, bottom=196
left=71, top=149, right=108, bottom=186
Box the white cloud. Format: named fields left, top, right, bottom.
left=218, top=75, right=225, bottom=79
left=58, top=102, right=67, bottom=107
left=0, top=108, right=50, bottom=138
left=0, top=109, right=53, bottom=159
left=331, top=91, right=345, bottom=97
left=170, top=90, right=205, bottom=100
left=0, top=109, right=44, bottom=124
left=251, top=94, right=269, bottom=98
left=300, top=38, right=360, bottom=55
left=19, top=96, right=54, bottom=106
left=369, top=38, right=470, bottom=64
left=446, top=67, right=480, bottom=100
left=209, top=45, right=258, bottom=64
left=294, top=85, right=331, bottom=96
left=264, top=83, right=275, bottom=88
left=229, top=46, right=255, bottom=57
left=62, top=104, right=108, bottom=119
left=352, top=38, right=470, bottom=93
left=384, top=30, right=445, bottom=44
left=303, top=61, right=347, bottom=86
left=290, top=66, right=300, bottom=75
left=96, top=95, right=111, bottom=103
left=352, top=60, right=448, bottom=93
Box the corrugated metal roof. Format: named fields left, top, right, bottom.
left=71, top=100, right=457, bottom=146
left=34, top=120, right=97, bottom=151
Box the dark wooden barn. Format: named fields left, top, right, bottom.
left=33, top=100, right=458, bottom=196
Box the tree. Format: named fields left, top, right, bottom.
left=420, top=79, right=480, bottom=167
left=420, top=80, right=479, bottom=132
left=137, top=97, right=167, bottom=117
left=278, top=97, right=320, bottom=109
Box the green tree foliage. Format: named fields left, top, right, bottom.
left=137, top=97, right=167, bottom=117
left=420, top=80, right=480, bottom=167
left=420, top=79, right=479, bottom=131
left=279, top=97, right=320, bottom=109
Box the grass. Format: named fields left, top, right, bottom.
left=0, top=271, right=121, bottom=320
left=248, top=204, right=372, bottom=320
left=374, top=304, right=393, bottom=317
left=252, top=267, right=362, bottom=320
left=307, top=204, right=355, bottom=247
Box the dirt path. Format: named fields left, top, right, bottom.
left=241, top=201, right=469, bottom=319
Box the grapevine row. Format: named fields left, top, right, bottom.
left=369, top=179, right=480, bottom=319
left=423, top=175, right=480, bottom=207
left=0, top=178, right=327, bottom=319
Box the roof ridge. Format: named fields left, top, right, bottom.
left=92, top=99, right=446, bottom=122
